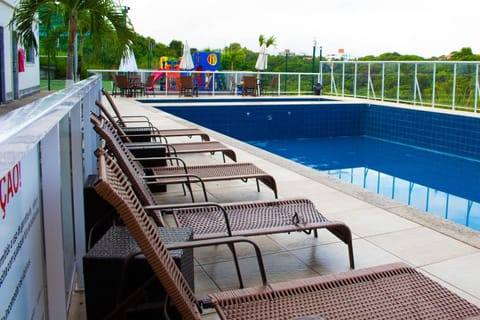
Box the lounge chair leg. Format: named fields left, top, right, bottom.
left=256, top=179, right=260, bottom=193
left=227, top=243, right=245, bottom=288
left=327, top=225, right=355, bottom=269
left=184, top=183, right=195, bottom=202
left=181, top=182, right=195, bottom=202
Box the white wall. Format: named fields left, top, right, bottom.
left=0, top=0, right=40, bottom=103
left=0, top=1, right=14, bottom=99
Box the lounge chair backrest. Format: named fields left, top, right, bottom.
left=95, top=99, right=132, bottom=143
left=90, top=112, right=165, bottom=226
left=101, top=87, right=126, bottom=126
left=94, top=150, right=201, bottom=320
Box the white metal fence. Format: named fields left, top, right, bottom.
left=319, top=61, right=480, bottom=112
left=91, top=60, right=480, bottom=112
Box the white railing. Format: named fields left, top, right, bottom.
left=90, top=60, right=480, bottom=112
left=319, top=61, right=480, bottom=112
left=89, top=69, right=321, bottom=97
left=0, top=75, right=100, bottom=319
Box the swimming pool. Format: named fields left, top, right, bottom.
left=156, top=101, right=480, bottom=231
left=249, top=136, right=480, bottom=230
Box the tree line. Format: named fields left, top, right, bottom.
left=10, top=1, right=478, bottom=81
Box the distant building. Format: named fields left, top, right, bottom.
left=0, top=0, right=40, bottom=104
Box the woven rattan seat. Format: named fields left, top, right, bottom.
left=96, top=100, right=236, bottom=161
left=209, top=263, right=480, bottom=320
left=171, top=198, right=341, bottom=238
left=94, top=151, right=480, bottom=320
left=101, top=88, right=209, bottom=141
left=91, top=112, right=278, bottom=200
left=150, top=162, right=277, bottom=196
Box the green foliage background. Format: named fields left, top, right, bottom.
left=39, top=17, right=480, bottom=109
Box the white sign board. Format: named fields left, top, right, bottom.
left=0, top=148, right=46, bottom=319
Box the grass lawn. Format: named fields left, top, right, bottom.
left=40, top=79, right=113, bottom=92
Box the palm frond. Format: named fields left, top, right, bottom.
left=9, top=0, right=49, bottom=52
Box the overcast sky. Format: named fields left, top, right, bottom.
left=122, top=0, right=479, bottom=59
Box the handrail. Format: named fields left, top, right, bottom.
left=89, top=60, right=480, bottom=112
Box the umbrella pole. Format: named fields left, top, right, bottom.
left=256, top=72, right=261, bottom=96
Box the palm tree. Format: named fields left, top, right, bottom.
left=10, top=0, right=136, bottom=87
left=258, top=34, right=276, bottom=48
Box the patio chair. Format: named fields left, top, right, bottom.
left=96, top=101, right=237, bottom=162
left=101, top=88, right=210, bottom=142
left=94, top=150, right=480, bottom=320
left=90, top=113, right=278, bottom=200
left=179, top=75, right=198, bottom=97
left=113, top=74, right=130, bottom=97
left=128, top=74, right=145, bottom=97
left=242, top=76, right=257, bottom=96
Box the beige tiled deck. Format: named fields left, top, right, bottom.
left=69, top=95, right=480, bottom=319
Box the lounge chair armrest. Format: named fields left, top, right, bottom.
left=123, top=133, right=165, bottom=138
left=143, top=173, right=203, bottom=182
left=143, top=174, right=209, bottom=201
left=117, top=116, right=155, bottom=127
left=165, top=236, right=268, bottom=286
left=123, top=131, right=166, bottom=143
left=126, top=143, right=178, bottom=157
left=144, top=202, right=223, bottom=211
left=133, top=156, right=185, bottom=164
left=144, top=202, right=234, bottom=236
left=124, top=133, right=167, bottom=143
left=133, top=156, right=187, bottom=170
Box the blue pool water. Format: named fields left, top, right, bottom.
left=155, top=102, right=480, bottom=231
left=249, top=136, right=480, bottom=230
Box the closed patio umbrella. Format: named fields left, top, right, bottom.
left=255, top=43, right=268, bottom=71
left=255, top=43, right=268, bottom=95
left=179, top=41, right=194, bottom=71
left=119, top=49, right=138, bottom=72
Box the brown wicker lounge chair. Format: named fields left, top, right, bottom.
left=94, top=150, right=480, bottom=320
left=96, top=100, right=237, bottom=162
left=93, top=146, right=354, bottom=271
left=90, top=113, right=278, bottom=200
left=101, top=88, right=210, bottom=141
